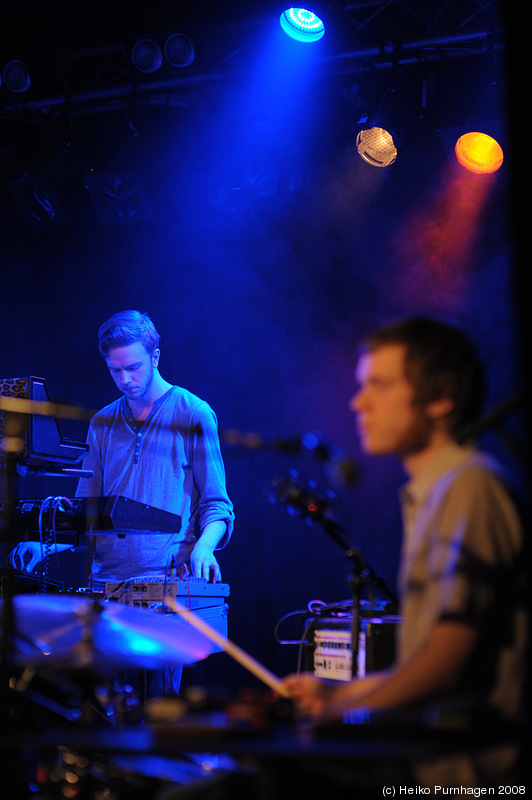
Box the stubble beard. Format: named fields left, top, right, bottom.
left=124, top=363, right=155, bottom=402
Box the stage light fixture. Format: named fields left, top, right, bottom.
left=130, top=39, right=163, bottom=73
left=355, top=87, right=418, bottom=168
left=356, top=126, right=397, bottom=168
left=164, top=33, right=195, bottom=68
left=85, top=171, right=155, bottom=223
left=454, top=131, right=504, bottom=174
left=279, top=8, right=325, bottom=43
left=2, top=60, right=31, bottom=93
left=7, top=175, right=69, bottom=232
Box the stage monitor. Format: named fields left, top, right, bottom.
left=0, top=375, right=89, bottom=470
left=27, top=376, right=89, bottom=466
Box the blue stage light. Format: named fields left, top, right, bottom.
left=279, top=8, right=325, bottom=43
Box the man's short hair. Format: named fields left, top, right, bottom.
left=98, top=310, right=160, bottom=356
left=362, top=316, right=485, bottom=436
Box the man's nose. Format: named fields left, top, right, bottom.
left=349, top=390, right=361, bottom=413
left=349, top=387, right=367, bottom=413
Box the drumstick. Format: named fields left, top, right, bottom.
left=164, top=595, right=289, bottom=697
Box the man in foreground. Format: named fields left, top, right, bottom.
left=282, top=317, right=527, bottom=788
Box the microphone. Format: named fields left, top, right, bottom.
left=298, top=430, right=359, bottom=488
left=221, top=428, right=360, bottom=488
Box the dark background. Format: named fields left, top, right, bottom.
left=0, top=1, right=528, bottom=692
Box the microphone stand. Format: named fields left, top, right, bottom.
left=316, top=516, right=397, bottom=678
left=269, top=471, right=397, bottom=677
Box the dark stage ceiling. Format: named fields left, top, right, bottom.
left=0, top=1, right=512, bottom=191
left=0, top=1, right=506, bottom=116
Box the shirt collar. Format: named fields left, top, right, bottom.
left=400, top=441, right=476, bottom=508
left=121, top=385, right=175, bottom=424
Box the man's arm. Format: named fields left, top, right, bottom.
left=282, top=668, right=391, bottom=719
left=188, top=402, right=234, bottom=582
left=282, top=620, right=478, bottom=719
left=192, top=404, right=235, bottom=550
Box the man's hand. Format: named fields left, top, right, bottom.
left=190, top=540, right=222, bottom=582
left=9, top=541, right=74, bottom=573
left=190, top=520, right=227, bottom=582
left=281, top=674, right=338, bottom=718
left=8, top=541, right=43, bottom=572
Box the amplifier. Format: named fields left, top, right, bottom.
left=105, top=577, right=230, bottom=653
left=307, top=615, right=400, bottom=682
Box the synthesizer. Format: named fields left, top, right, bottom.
left=105, top=577, right=230, bottom=651
left=105, top=576, right=230, bottom=604
left=2, top=495, right=182, bottom=535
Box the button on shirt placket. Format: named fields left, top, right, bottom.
left=133, top=429, right=142, bottom=464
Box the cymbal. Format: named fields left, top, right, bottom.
left=1, top=594, right=216, bottom=670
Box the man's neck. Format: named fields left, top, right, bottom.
left=402, top=432, right=456, bottom=479
left=127, top=371, right=172, bottom=421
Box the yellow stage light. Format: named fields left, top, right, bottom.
left=455, top=132, right=504, bottom=174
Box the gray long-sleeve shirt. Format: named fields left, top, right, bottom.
left=76, top=385, right=234, bottom=583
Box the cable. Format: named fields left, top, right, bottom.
left=38, top=496, right=71, bottom=592
left=273, top=607, right=312, bottom=645
left=104, top=580, right=127, bottom=601
left=297, top=617, right=319, bottom=675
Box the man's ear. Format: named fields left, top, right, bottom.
left=152, top=348, right=160, bottom=368
left=426, top=396, right=454, bottom=421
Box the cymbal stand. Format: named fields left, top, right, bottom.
left=0, top=409, right=26, bottom=715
